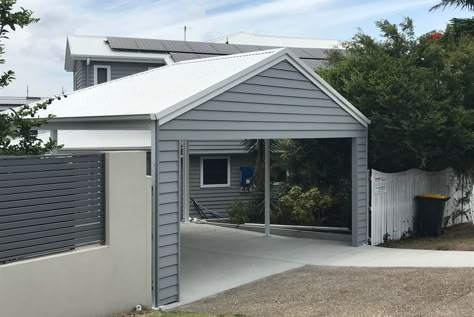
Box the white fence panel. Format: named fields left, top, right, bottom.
left=370, top=168, right=473, bottom=245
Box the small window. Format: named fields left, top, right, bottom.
left=93, top=65, right=111, bottom=85
left=200, top=156, right=231, bottom=188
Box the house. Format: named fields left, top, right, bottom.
left=0, top=96, right=43, bottom=112
left=36, top=48, right=370, bottom=305
left=212, top=31, right=342, bottom=49
left=55, top=35, right=342, bottom=217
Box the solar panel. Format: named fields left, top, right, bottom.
left=135, top=38, right=167, bottom=51
left=107, top=37, right=140, bottom=50
left=234, top=44, right=262, bottom=53
left=210, top=43, right=242, bottom=55
left=159, top=40, right=192, bottom=52
left=302, top=48, right=327, bottom=59
left=170, top=52, right=199, bottom=62
left=301, top=59, right=326, bottom=70
left=186, top=41, right=220, bottom=54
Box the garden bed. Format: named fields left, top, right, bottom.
left=381, top=223, right=474, bottom=251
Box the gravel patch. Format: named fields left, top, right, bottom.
left=176, top=266, right=474, bottom=317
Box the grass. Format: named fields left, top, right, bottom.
left=114, top=310, right=241, bottom=317
left=382, top=223, right=474, bottom=251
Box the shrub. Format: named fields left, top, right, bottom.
left=227, top=199, right=259, bottom=224
left=278, top=186, right=333, bottom=226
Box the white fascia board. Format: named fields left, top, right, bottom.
left=283, top=50, right=371, bottom=127
left=71, top=54, right=172, bottom=64
left=42, top=114, right=154, bottom=130
left=156, top=48, right=288, bottom=125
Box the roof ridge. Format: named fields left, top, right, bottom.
left=59, top=48, right=283, bottom=100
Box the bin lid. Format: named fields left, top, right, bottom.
left=416, top=193, right=450, bottom=200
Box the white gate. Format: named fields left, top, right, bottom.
left=370, top=168, right=473, bottom=245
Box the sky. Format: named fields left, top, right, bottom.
left=0, top=0, right=471, bottom=97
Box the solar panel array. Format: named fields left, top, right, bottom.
left=107, top=36, right=329, bottom=65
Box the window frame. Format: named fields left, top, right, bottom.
left=93, top=65, right=111, bottom=85
left=200, top=156, right=231, bottom=188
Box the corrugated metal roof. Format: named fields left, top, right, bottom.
left=44, top=49, right=285, bottom=121
left=212, top=32, right=342, bottom=49
left=45, top=48, right=370, bottom=127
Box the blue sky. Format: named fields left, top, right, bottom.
left=1, top=0, right=471, bottom=97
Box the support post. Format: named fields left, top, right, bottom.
left=151, top=121, right=160, bottom=307
left=183, top=140, right=190, bottom=223
left=264, top=139, right=271, bottom=236
left=50, top=130, right=58, bottom=154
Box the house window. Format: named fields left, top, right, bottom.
left=200, top=156, right=231, bottom=188
left=93, top=65, right=111, bottom=85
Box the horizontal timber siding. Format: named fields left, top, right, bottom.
left=352, top=135, right=369, bottom=246
left=158, top=140, right=180, bottom=305
left=160, top=61, right=366, bottom=141
left=0, top=154, right=106, bottom=263
left=189, top=154, right=257, bottom=216
left=85, top=61, right=166, bottom=88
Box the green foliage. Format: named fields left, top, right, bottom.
left=319, top=18, right=474, bottom=173
left=227, top=199, right=260, bottom=224
left=430, top=0, right=474, bottom=11
left=278, top=186, right=333, bottom=226
left=0, top=102, right=61, bottom=155
left=0, top=0, right=59, bottom=156
left=449, top=17, right=474, bottom=38
left=0, top=0, right=39, bottom=88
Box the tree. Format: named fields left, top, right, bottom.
left=0, top=0, right=39, bottom=88
left=0, top=0, right=59, bottom=155
left=430, top=0, right=474, bottom=11
left=318, top=18, right=474, bottom=174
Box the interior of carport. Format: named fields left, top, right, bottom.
left=39, top=48, right=370, bottom=308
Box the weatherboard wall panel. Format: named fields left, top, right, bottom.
left=188, top=154, right=257, bottom=216
left=157, top=140, right=180, bottom=305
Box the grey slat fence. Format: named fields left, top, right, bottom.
left=0, top=154, right=106, bottom=264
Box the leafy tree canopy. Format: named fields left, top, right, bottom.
left=430, top=0, right=474, bottom=11
left=318, top=18, right=474, bottom=173
left=0, top=0, right=59, bottom=155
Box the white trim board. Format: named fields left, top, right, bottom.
left=93, top=65, right=111, bottom=85
left=200, top=156, right=231, bottom=188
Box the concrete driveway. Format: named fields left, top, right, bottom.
left=177, top=223, right=474, bottom=306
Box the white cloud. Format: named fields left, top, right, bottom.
left=0, top=0, right=459, bottom=97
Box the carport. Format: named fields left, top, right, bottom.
left=38, top=48, right=370, bottom=307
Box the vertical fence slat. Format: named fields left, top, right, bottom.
left=370, top=168, right=473, bottom=245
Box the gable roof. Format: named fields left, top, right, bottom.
left=65, top=35, right=334, bottom=72
left=44, top=48, right=370, bottom=127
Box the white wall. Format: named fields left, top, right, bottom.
left=0, top=151, right=152, bottom=317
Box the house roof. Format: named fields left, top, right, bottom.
left=65, top=36, right=173, bottom=71
left=212, top=32, right=342, bottom=49
left=42, top=48, right=370, bottom=127
left=65, top=35, right=333, bottom=72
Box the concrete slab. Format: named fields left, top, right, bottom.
left=174, top=223, right=474, bottom=307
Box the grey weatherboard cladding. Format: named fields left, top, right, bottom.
left=156, top=140, right=180, bottom=305
left=156, top=60, right=369, bottom=304
left=0, top=154, right=106, bottom=263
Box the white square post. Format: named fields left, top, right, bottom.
left=264, top=139, right=271, bottom=236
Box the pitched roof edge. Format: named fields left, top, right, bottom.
left=156, top=48, right=288, bottom=125
left=282, top=49, right=371, bottom=127
left=158, top=48, right=370, bottom=128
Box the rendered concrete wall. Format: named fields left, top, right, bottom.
left=0, top=151, right=152, bottom=317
